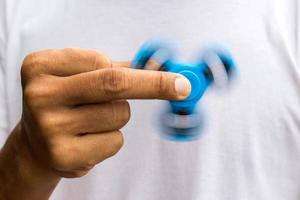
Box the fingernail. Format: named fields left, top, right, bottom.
left=175, top=76, right=191, bottom=98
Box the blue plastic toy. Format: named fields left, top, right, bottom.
left=132, top=39, right=236, bottom=141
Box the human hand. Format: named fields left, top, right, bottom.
left=20, top=48, right=191, bottom=178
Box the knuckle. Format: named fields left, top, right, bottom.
left=90, top=50, right=111, bottom=69
left=21, top=53, right=40, bottom=78
left=100, top=68, right=129, bottom=95
left=61, top=48, right=79, bottom=60
left=61, top=48, right=111, bottom=70
left=48, top=138, right=94, bottom=176
left=23, top=83, right=45, bottom=107
left=156, top=72, right=170, bottom=96
left=61, top=48, right=74, bottom=54
left=22, top=52, right=39, bottom=67
left=23, top=83, right=42, bottom=100
left=21, top=51, right=49, bottom=78
left=38, top=113, right=66, bottom=134
left=23, top=80, right=53, bottom=108
left=38, top=113, right=54, bottom=132
left=48, top=140, right=77, bottom=171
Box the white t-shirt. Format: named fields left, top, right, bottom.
left=1, top=0, right=300, bottom=199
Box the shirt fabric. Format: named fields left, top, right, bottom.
left=0, top=0, right=300, bottom=199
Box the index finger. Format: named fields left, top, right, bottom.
left=59, top=67, right=191, bottom=105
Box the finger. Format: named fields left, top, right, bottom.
left=144, top=59, right=161, bottom=70
left=59, top=67, right=191, bottom=105
left=111, top=60, right=159, bottom=69
left=70, top=100, right=130, bottom=134
left=70, top=131, right=124, bottom=169
left=22, top=48, right=112, bottom=79
left=112, top=61, right=131, bottom=68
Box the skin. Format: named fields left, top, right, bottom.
left=0, top=48, right=191, bottom=200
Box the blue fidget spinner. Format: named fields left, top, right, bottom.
left=132, top=39, right=237, bottom=141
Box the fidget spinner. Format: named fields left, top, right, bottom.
left=132, top=39, right=237, bottom=141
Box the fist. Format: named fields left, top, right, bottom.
left=20, top=48, right=190, bottom=178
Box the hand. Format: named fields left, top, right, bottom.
left=20, top=48, right=191, bottom=178
left=0, top=48, right=191, bottom=200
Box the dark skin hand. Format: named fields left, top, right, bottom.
left=0, top=48, right=191, bottom=200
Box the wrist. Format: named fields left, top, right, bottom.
left=0, top=123, right=61, bottom=200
